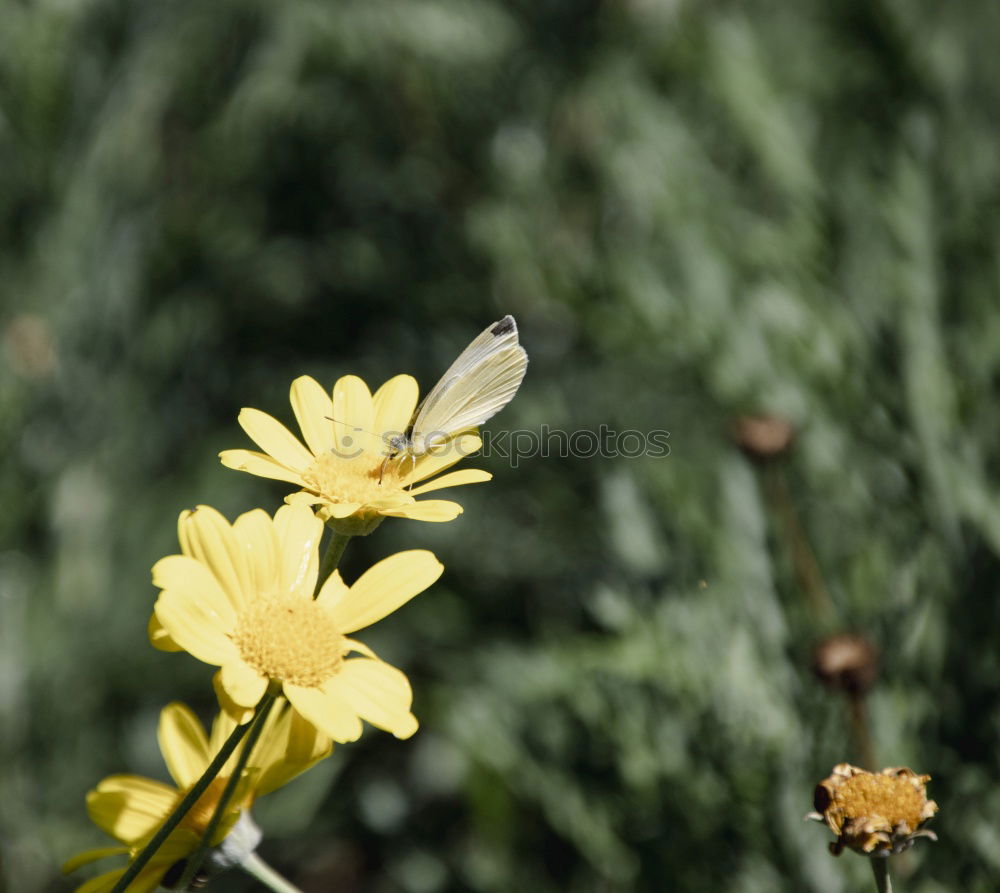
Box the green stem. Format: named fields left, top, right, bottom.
left=108, top=702, right=261, bottom=893
left=762, top=465, right=837, bottom=630
left=174, top=692, right=278, bottom=890
left=240, top=851, right=306, bottom=893
left=871, top=858, right=893, bottom=893
left=314, top=530, right=351, bottom=596
left=848, top=691, right=877, bottom=770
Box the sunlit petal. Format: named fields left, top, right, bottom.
left=326, top=658, right=418, bottom=739
left=406, top=432, right=483, bottom=483
left=331, top=375, right=377, bottom=456
left=232, top=508, right=281, bottom=596
left=220, top=660, right=268, bottom=708
left=86, top=776, right=177, bottom=843
left=238, top=408, right=314, bottom=470
left=290, top=375, right=335, bottom=456
left=178, top=506, right=252, bottom=610
left=314, top=569, right=349, bottom=608
left=219, top=449, right=305, bottom=485
left=372, top=375, right=419, bottom=437
left=158, top=703, right=210, bottom=789
left=378, top=499, right=464, bottom=522
left=323, top=550, right=442, bottom=633
left=406, top=468, right=492, bottom=495
left=147, top=612, right=181, bottom=652
left=273, top=503, right=323, bottom=598
left=154, top=587, right=240, bottom=666
left=248, top=702, right=333, bottom=796
left=151, top=555, right=236, bottom=621
left=285, top=683, right=364, bottom=743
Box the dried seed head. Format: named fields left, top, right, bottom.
left=813, top=633, right=880, bottom=695
left=732, top=415, right=796, bottom=463
left=809, top=764, right=938, bottom=857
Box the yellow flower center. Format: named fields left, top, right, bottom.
left=301, top=453, right=406, bottom=506
left=232, top=593, right=346, bottom=687
left=827, top=773, right=927, bottom=832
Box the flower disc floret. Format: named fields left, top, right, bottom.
left=232, top=593, right=345, bottom=687
left=300, top=451, right=406, bottom=510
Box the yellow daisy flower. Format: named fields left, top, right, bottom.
left=150, top=503, right=443, bottom=742
left=219, top=374, right=493, bottom=530
left=64, top=699, right=331, bottom=892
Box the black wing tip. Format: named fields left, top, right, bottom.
left=491, top=315, right=517, bottom=337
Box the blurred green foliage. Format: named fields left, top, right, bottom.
left=3, top=0, right=1000, bottom=890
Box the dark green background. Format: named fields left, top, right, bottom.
left=2, top=0, right=999, bottom=890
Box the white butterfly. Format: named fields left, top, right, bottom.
left=384, top=315, right=528, bottom=475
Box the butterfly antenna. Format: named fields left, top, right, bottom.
left=325, top=415, right=365, bottom=432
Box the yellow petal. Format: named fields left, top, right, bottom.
left=178, top=506, right=252, bottom=611
left=284, top=683, right=364, bottom=743
left=331, top=375, right=377, bottom=456
left=151, top=555, right=237, bottom=622
left=62, top=846, right=129, bottom=875
left=101, top=860, right=172, bottom=893
left=220, top=659, right=268, bottom=707
left=290, top=375, right=335, bottom=457
left=219, top=449, right=306, bottom=485
left=69, top=837, right=191, bottom=891
left=154, top=832, right=200, bottom=862
left=315, top=569, right=348, bottom=604
left=238, top=408, right=314, bottom=470
left=238, top=700, right=290, bottom=779
left=272, top=503, right=322, bottom=598
left=249, top=702, right=333, bottom=796
left=131, top=865, right=174, bottom=893
left=320, top=550, right=443, bottom=633
left=326, top=658, right=418, bottom=739
left=406, top=468, right=492, bottom=495
left=209, top=701, right=239, bottom=755
left=74, top=868, right=125, bottom=893
left=364, top=492, right=416, bottom=512
left=378, top=500, right=464, bottom=522
left=372, top=375, right=419, bottom=436
left=154, top=588, right=239, bottom=666
left=405, top=432, right=482, bottom=484
left=284, top=706, right=335, bottom=764
left=87, top=776, right=177, bottom=843
left=212, top=670, right=254, bottom=728
left=232, top=508, right=281, bottom=596
left=322, top=501, right=364, bottom=519
left=147, top=612, right=181, bottom=652
left=158, top=703, right=210, bottom=789
left=285, top=490, right=322, bottom=506
left=343, top=637, right=377, bottom=658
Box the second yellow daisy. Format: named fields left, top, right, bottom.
left=149, top=503, right=443, bottom=742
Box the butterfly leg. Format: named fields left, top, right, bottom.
left=404, top=453, right=418, bottom=491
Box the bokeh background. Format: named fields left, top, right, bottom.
left=3, top=0, right=1000, bottom=890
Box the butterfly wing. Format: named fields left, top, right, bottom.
left=410, top=315, right=528, bottom=449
